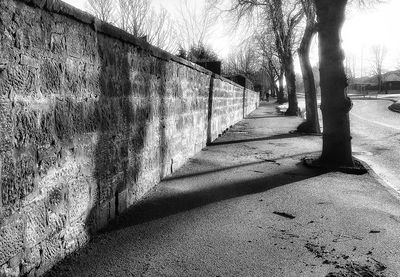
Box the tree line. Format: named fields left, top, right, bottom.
left=86, top=0, right=383, bottom=168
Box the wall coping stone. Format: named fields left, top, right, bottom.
left=17, top=0, right=249, bottom=90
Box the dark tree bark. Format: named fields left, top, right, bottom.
left=283, top=53, right=299, bottom=115
left=270, top=79, right=277, bottom=98
left=315, top=0, right=354, bottom=166
left=277, top=68, right=285, bottom=104
left=298, top=0, right=320, bottom=133
left=266, top=60, right=278, bottom=98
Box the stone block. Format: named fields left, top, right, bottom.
left=68, top=174, right=91, bottom=223
left=66, top=28, right=83, bottom=58
left=50, top=33, right=65, bottom=55
left=61, top=223, right=89, bottom=255
left=40, top=59, right=62, bottom=95
left=14, top=154, right=36, bottom=200
left=37, top=145, right=59, bottom=178
left=19, top=55, right=39, bottom=69
left=46, top=186, right=68, bottom=237
left=21, top=244, right=41, bottom=275
left=37, top=236, right=65, bottom=276
left=54, top=98, right=74, bottom=141
left=0, top=262, right=20, bottom=277
left=7, top=65, right=37, bottom=96
left=0, top=216, right=24, bottom=265
left=117, top=189, right=128, bottom=215
left=24, top=201, right=47, bottom=249
left=93, top=202, right=110, bottom=232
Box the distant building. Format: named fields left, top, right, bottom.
left=224, top=74, right=254, bottom=90
left=383, top=70, right=400, bottom=91
left=196, top=61, right=222, bottom=75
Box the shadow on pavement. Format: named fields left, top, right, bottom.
left=164, top=151, right=321, bottom=182
left=101, top=160, right=327, bottom=233
left=209, top=133, right=306, bottom=146
left=245, top=115, right=284, bottom=119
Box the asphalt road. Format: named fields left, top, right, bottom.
left=350, top=99, right=400, bottom=193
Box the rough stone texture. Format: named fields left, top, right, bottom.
left=0, top=0, right=260, bottom=275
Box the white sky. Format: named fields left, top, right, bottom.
left=63, top=0, right=399, bottom=77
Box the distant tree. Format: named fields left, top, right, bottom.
left=187, top=44, right=219, bottom=62
left=268, top=0, right=303, bottom=115
left=230, top=0, right=303, bottom=115
left=87, top=0, right=114, bottom=23
left=223, top=40, right=260, bottom=80
left=371, top=44, right=387, bottom=92
left=88, top=0, right=176, bottom=52
left=117, top=0, right=177, bottom=52
left=176, top=0, right=216, bottom=52
left=117, top=0, right=150, bottom=37
left=345, top=54, right=357, bottom=83
left=177, top=48, right=187, bottom=59
left=255, top=28, right=284, bottom=102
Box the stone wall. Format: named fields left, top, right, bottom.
left=0, top=0, right=260, bottom=275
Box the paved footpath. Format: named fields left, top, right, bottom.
left=47, top=102, right=400, bottom=277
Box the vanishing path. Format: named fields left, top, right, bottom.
left=351, top=99, right=400, bottom=192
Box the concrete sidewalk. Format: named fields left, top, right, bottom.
left=46, top=102, right=400, bottom=277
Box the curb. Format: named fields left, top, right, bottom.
left=355, top=158, right=400, bottom=202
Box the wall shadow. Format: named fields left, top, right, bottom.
left=85, top=32, right=167, bottom=233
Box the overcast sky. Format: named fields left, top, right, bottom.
left=62, top=0, right=399, bottom=77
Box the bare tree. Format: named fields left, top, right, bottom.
left=297, top=0, right=320, bottom=133
left=224, top=40, right=260, bottom=80
left=231, top=0, right=303, bottom=115
left=255, top=25, right=284, bottom=102
left=371, top=44, right=387, bottom=92
left=304, top=0, right=386, bottom=167
left=117, top=0, right=150, bottom=38
left=176, top=0, right=216, bottom=51
left=314, top=0, right=354, bottom=167
left=345, top=54, right=357, bottom=82
left=270, top=0, right=304, bottom=115
left=87, top=0, right=114, bottom=23
left=144, top=7, right=178, bottom=53
left=87, top=0, right=176, bottom=52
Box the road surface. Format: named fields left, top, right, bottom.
left=350, top=99, right=400, bottom=193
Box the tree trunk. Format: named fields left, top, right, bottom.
left=267, top=61, right=277, bottom=98
left=277, top=69, right=285, bottom=104
left=269, top=73, right=277, bottom=98
left=315, top=0, right=354, bottom=166
left=271, top=81, right=277, bottom=98
left=298, top=18, right=320, bottom=133
left=284, top=54, right=299, bottom=116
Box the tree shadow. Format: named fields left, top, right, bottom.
left=209, top=132, right=307, bottom=146
left=163, top=151, right=321, bottom=182
left=85, top=32, right=168, bottom=233
left=101, top=160, right=328, bottom=233
left=245, top=115, right=287, bottom=119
